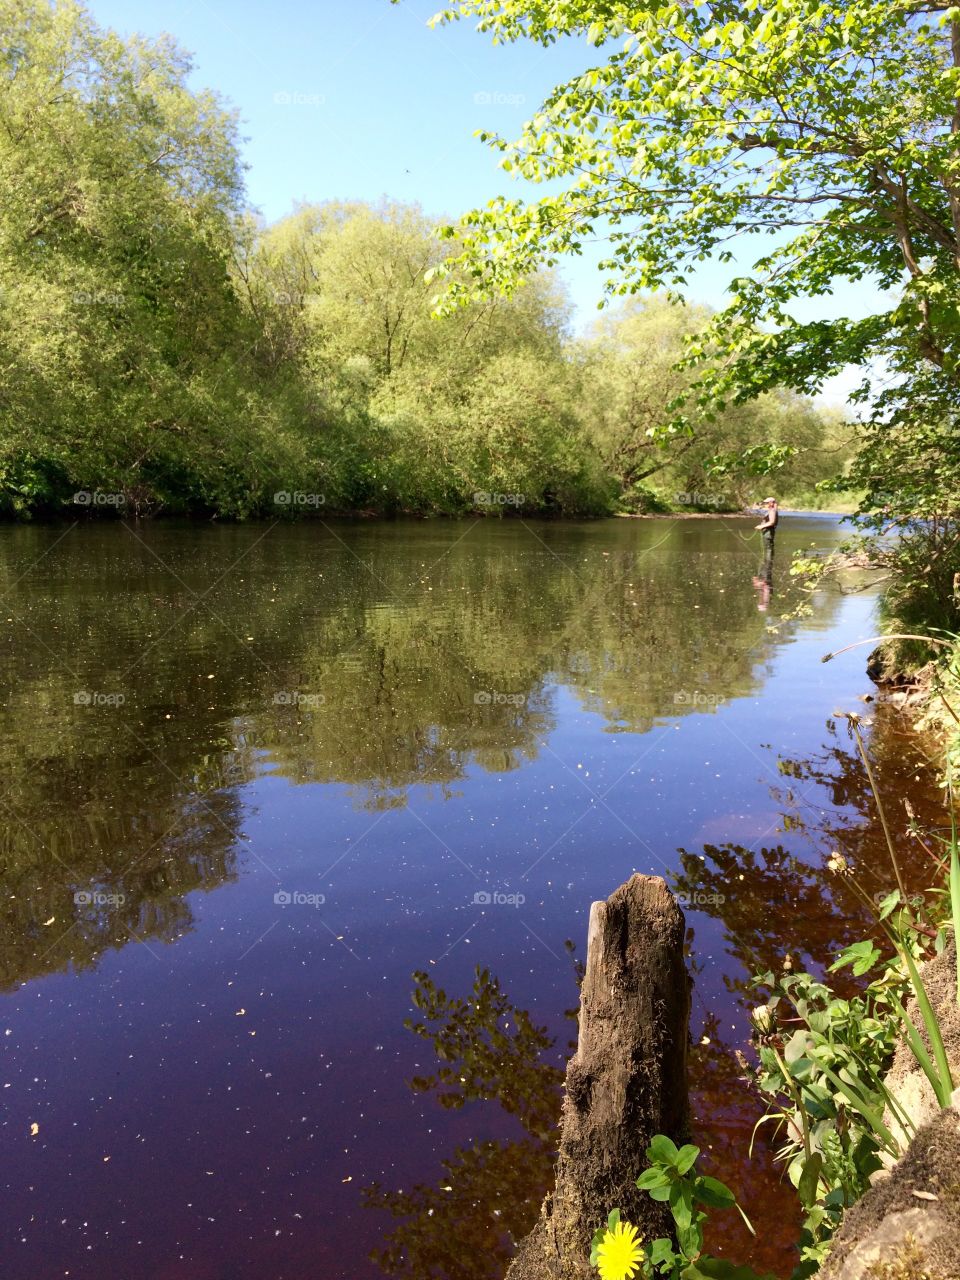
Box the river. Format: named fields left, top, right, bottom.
left=0, top=515, right=945, bottom=1279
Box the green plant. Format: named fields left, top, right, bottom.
left=749, top=962, right=911, bottom=1276
left=748, top=711, right=960, bottom=1275
left=844, top=709, right=956, bottom=1105
left=950, top=800, right=960, bottom=1004
left=591, top=1137, right=773, bottom=1280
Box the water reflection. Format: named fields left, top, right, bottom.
left=364, top=966, right=565, bottom=1280
left=671, top=702, right=945, bottom=1275
left=671, top=704, right=941, bottom=987
left=752, top=540, right=774, bottom=612
left=0, top=744, right=246, bottom=991
left=359, top=706, right=948, bottom=1280
left=0, top=517, right=878, bottom=1279
left=0, top=519, right=836, bottom=991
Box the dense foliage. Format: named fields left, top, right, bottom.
left=577, top=298, right=852, bottom=512
left=0, top=0, right=846, bottom=520
left=432, top=0, right=960, bottom=634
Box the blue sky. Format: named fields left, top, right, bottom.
left=89, top=0, right=884, bottom=400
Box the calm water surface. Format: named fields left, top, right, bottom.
left=0, top=517, right=944, bottom=1280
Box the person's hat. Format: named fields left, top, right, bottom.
left=763, top=497, right=777, bottom=504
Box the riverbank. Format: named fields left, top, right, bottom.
left=818, top=935, right=960, bottom=1280
left=617, top=507, right=854, bottom=519
left=0, top=502, right=857, bottom=525
left=730, top=691, right=960, bottom=1279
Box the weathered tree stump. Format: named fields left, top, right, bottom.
left=506, top=874, right=690, bottom=1280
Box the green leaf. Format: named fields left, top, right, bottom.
left=829, top=940, right=881, bottom=977
left=896, top=950, right=955, bottom=1105
left=669, top=1179, right=700, bottom=1257
left=950, top=809, right=960, bottom=1005
left=694, top=1175, right=736, bottom=1209
left=877, top=890, right=901, bottom=921
left=637, top=1167, right=673, bottom=1191
left=647, top=1134, right=681, bottom=1167
left=675, top=1143, right=701, bottom=1175
left=783, top=1029, right=811, bottom=1065
left=797, top=1152, right=823, bottom=1209
left=648, top=1237, right=676, bottom=1267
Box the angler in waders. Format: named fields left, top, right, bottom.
left=752, top=497, right=778, bottom=612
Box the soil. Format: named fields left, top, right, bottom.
left=819, top=1108, right=960, bottom=1280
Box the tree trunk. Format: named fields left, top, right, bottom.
left=505, top=873, right=691, bottom=1280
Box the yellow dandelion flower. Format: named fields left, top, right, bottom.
left=596, top=1218, right=644, bottom=1280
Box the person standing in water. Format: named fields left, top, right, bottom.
left=751, top=497, right=778, bottom=611
left=755, top=496, right=779, bottom=552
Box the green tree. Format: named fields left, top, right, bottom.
left=577, top=297, right=851, bottom=509
left=431, top=0, right=960, bottom=584
left=0, top=0, right=303, bottom=516
left=239, top=199, right=610, bottom=514
left=433, top=0, right=959, bottom=404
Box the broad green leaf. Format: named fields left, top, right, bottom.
left=675, top=1144, right=701, bottom=1175
left=647, top=1134, right=681, bottom=1167
left=694, top=1176, right=736, bottom=1209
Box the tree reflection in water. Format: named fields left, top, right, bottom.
left=672, top=706, right=944, bottom=988
left=0, top=519, right=835, bottom=992
left=362, top=708, right=947, bottom=1280
left=0, top=764, right=245, bottom=992
left=364, top=966, right=567, bottom=1280
left=0, top=524, right=940, bottom=1277
left=672, top=704, right=946, bottom=1275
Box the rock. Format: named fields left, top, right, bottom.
left=505, top=874, right=690, bottom=1280
left=818, top=1110, right=960, bottom=1280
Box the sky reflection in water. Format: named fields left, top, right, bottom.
left=0, top=517, right=944, bottom=1280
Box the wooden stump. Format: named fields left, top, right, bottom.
left=506, top=874, right=690, bottom=1280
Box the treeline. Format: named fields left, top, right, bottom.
left=0, top=1, right=852, bottom=520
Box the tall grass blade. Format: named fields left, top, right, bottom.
left=812, top=1060, right=899, bottom=1154
left=852, top=721, right=907, bottom=900
left=896, top=951, right=954, bottom=1107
